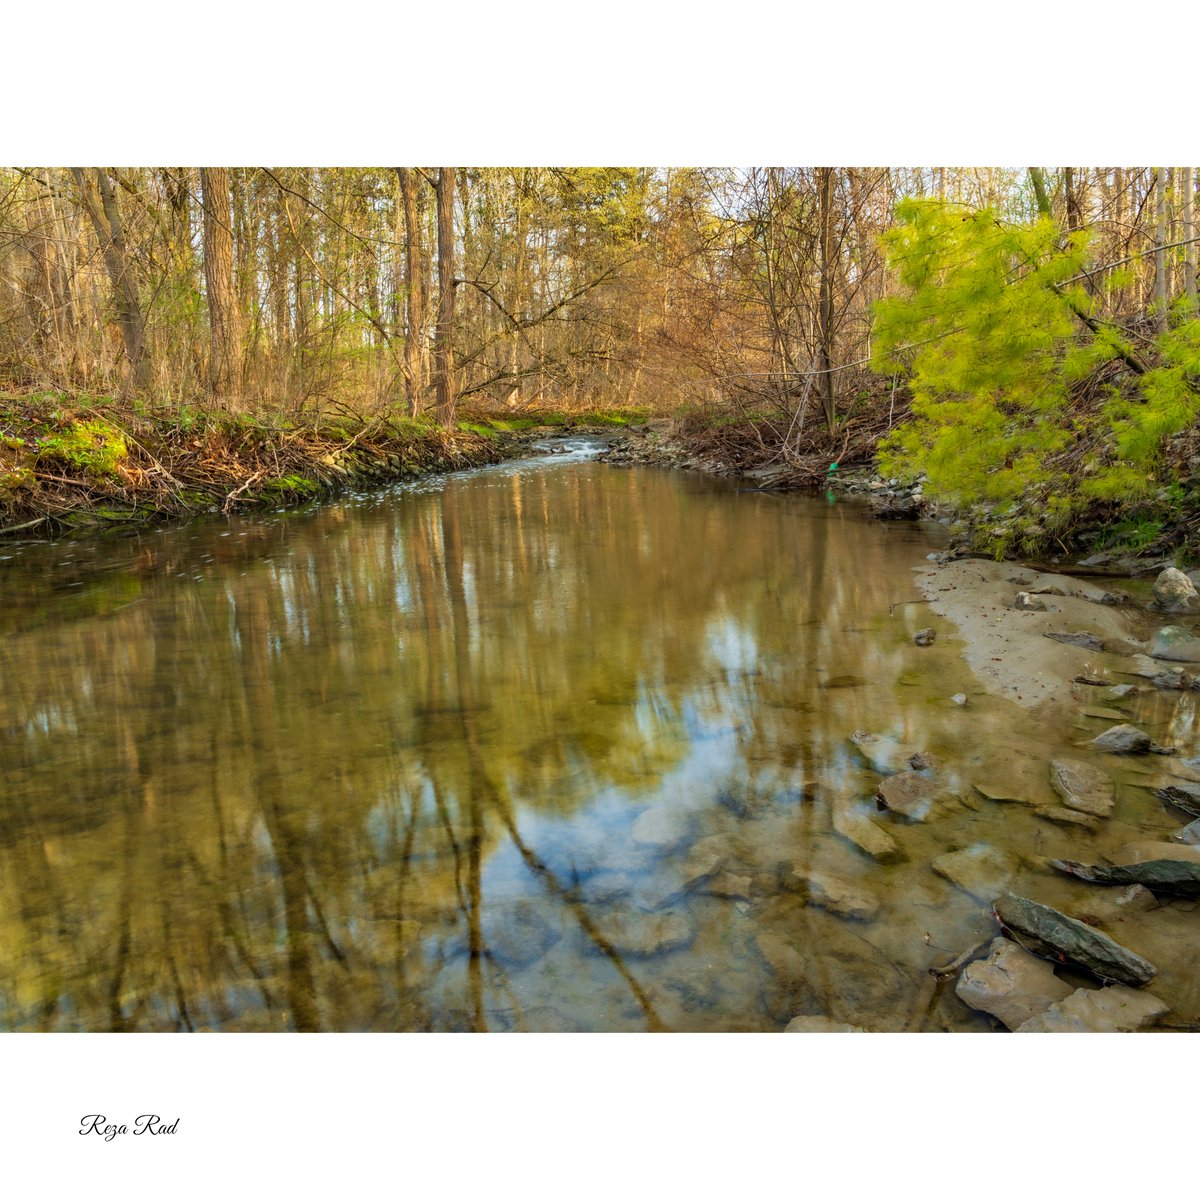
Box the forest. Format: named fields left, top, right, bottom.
left=1, top=166, right=1199, bottom=556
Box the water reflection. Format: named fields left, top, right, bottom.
left=5, top=454, right=1180, bottom=1031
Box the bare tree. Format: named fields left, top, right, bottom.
left=433, top=167, right=456, bottom=427
left=395, top=168, right=428, bottom=418
left=200, top=168, right=241, bottom=401
left=70, top=168, right=150, bottom=390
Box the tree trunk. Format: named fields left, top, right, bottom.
left=395, top=168, right=427, bottom=418
left=1029, top=168, right=1052, bottom=218
left=1184, top=166, right=1196, bottom=311
left=200, top=168, right=241, bottom=402
left=816, top=166, right=837, bottom=431
left=433, top=168, right=456, bottom=428
left=1154, top=168, right=1169, bottom=331
left=71, top=167, right=150, bottom=390
left=1065, top=167, right=1083, bottom=232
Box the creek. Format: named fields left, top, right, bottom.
left=0, top=438, right=1194, bottom=1030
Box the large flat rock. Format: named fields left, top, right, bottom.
left=993, top=893, right=1157, bottom=987
left=584, top=907, right=696, bottom=959
left=876, top=771, right=943, bottom=821
left=932, top=844, right=1019, bottom=903
left=1150, top=625, right=1200, bottom=662
left=783, top=1016, right=867, bottom=1033
left=1017, top=985, right=1169, bottom=1032
left=955, top=937, right=1073, bottom=1030
left=1049, top=758, right=1114, bottom=816
left=1050, top=857, right=1200, bottom=898
left=755, top=905, right=914, bottom=1028
left=786, top=866, right=879, bottom=922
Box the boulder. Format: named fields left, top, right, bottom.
left=1049, top=758, right=1114, bottom=816
left=876, top=771, right=942, bottom=821
left=1150, top=625, right=1200, bottom=663
left=1091, top=724, right=1152, bottom=754
left=1050, top=857, right=1200, bottom=898
left=786, top=866, right=879, bottom=921
left=992, top=893, right=1157, bottom=987
left=1014, top=592, right=1048, bottom=611
left=931, top=844, right=1019, bottom=902
left=631, top=804, right=695, bottom=852
left=955, top=937, right=1073, bottom=1030
left=1016, top=985, right=1169, bottom=1032
left=1152, top=567, right=1200, bottom=612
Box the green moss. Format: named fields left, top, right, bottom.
left=36, top=418, right=128, bottom=478
left=261, top=474, right=320, bottom=497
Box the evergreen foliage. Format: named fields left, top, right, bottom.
left=873, top=200, right=1200, bottom=555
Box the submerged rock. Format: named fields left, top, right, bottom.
left=1090, top=724, right=1151, bottom=754
left=1155, top=782, right=1200, bottom=817
left=830, top=795, right=904, bottom=863
left=1068, top=884, right=1157, bottom=928
left=1016, top=985, right=1169, bottom=1032
left=1049, top=758, right=1114, bottom=816
left=1151, top=668, right=1192, bottom=690
left=1109, top=841, right=1200, bottom=866
left=1034, top=806, right=1100, bottom=831
left=482, top=903, right=562, bottom=968
left=1045, top=630, right=1105, bottom=651
left=631, top=804, right=695, bottom=852
left=783, top=1015, right=867, bottom=1033
left=932, top=844, right=1018, bottom=903
left=955, top=937, right=1073, bottom=1030
left=1050, top=857, right=1200, bottom=898
left=913, top=628, right=936, bottom=646
left=849, top=730, right=921, bottom=775
left=876, top=771, right=942, bottom=821
left=992, top=893, right=1157, bottom=987
left=755, top=907, right=913, bottom=1027
left=1173, top=817, right=1200, bottom=845
left=1152, top=567, right=1200, bottom=613
left=973, top=782, right=1037, bottom=806
left=785, top=866, right=879, bottom=922
left=1150, top=625, right=1200, bottom=663
left=585, top=907, right=696, bottom=959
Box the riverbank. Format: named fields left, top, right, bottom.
left=605, top=401, right=1200, bottom=575
left=0, top=392, right=646, bottom=539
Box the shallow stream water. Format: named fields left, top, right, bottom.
left=1, top=440, right=1195, bottom=1031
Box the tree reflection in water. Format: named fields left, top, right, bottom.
left=0, top=453, right=1036, bottom=1032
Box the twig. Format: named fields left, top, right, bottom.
left=222, top=469, right=266, bottom=513
left=929, top=937, right=992, bottom=980
left=0, top=514, right=48, bottom=535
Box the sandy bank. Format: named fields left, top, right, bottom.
left=915, top=559, right=1160, bottom=711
